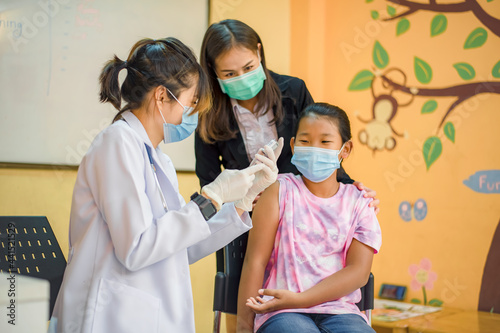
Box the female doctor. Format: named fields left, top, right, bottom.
left=48, top=38, right=279, bottom=333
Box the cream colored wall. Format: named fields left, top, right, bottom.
left=0, top=168, right=215, bottom=332
left=210, top=0, right=291, bottom=76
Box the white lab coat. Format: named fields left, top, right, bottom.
left=49, top=111, right=252, bottom=333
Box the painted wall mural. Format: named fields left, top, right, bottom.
left=463, top=170, right=500, bottom=194
left=399, top=199, right=428, bottom=222
left=343, top=0, right=500, bottom=313
left=349, top=0, right=500, bottom=170
left=408, top=258, right=443, bottom=306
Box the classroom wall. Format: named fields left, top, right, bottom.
left=2, top=2, right=498, bottom=333
left=288, top=0, right=500, bottom=311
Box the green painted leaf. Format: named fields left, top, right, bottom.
left=373, top=41, right=389, bottom=69
left=453, top=62, right=476, bottom=80
left=421, top=100, right=438, bottom=114
left=387, top=5, right=396, bottom=17
left=396, top=18, right=410, bottom=36
left=429, top=299, right=444, bottom=307
left=444, top=122, right=455, bottom=143
left=366, top=0, right=374, bottom=2
left=464, top=28, right=488, bottom=49
left=492, top=60, right=500, bottom=78
left=371, top=10, right=379, bottom=19
left=348, top=70, right=374, bottom=91
left=410, top=298, right=422, bottom=304
left=423, top=136, right=443, bottom=170
left=487, top=0, right=493, bottom=2
left=431, top=14, right=447, bottom=37
left=414, top=57, right=433, bottom=84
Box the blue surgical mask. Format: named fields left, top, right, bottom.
left=158, top=90, right=198, bottom=143
left=217, top=63, right=266, bottom=101
left=291, top=144, right=346, bottom=183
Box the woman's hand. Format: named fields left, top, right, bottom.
left=236, top=138, right=284, bottom=211
left=353, top=181, right=380, bottom=214
left=245, top=289, right=300, bottom=314
left=201, top=164, right=265, bottom=210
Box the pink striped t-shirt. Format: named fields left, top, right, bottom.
left=254, top=173, right=382, bottom=331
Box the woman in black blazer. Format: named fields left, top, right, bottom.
left=194, top=19, right=380, bottom=333
left=195, top=20, right=377, bottom=201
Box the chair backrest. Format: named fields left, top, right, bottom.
left=356, top=272, right=374, bottom=311
left=0, top=216, right=66, bottom=318
left=213, top=232, right=248, bottom=315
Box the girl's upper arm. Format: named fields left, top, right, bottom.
left=345, top=239, right=375, bottom=284
left=245, top=181, right=281, bottom=266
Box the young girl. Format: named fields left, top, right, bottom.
left=237, top=103, right=382, bottom=333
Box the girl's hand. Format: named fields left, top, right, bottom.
left=353, top=181, right=380, bottom=215
left=245, top=289, right=300, bottom=314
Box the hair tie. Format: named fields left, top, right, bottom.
left=123, top=60, right=128, bottom=69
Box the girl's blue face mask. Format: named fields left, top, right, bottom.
left=159, top=90, right=198, bottom=144
left=217, top=63, right=266, bottom=101
left=291, top=143, right=347, bottom=183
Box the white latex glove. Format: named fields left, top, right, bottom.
left=235, top=138, right=284, bottom=211
left=201, top=164, right=265, bottom=210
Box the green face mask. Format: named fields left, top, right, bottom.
left=217, top=63, right=266, bottom=100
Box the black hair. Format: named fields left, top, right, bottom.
left=295, top=103, right=352, bottom=144
left=99, top=37, right=211, bottom=122
left=198, top=19, right=283, bottom=143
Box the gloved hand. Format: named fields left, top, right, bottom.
left=201, top=164, right=265, bottom=210
left=235, top=138, right=284, bottom=211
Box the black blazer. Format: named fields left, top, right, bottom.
left=195, top=71, right=353, bottom=187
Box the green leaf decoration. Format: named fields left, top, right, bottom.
left=421, top=100, right=438, bottom=114
left=464, top=28, right=488, bottom=49
left=387, top=5, right=396, bottom=17
left=431, top=14, right=447, bottom=37
left=487, top=0, right=493, bottom=2
left=397, top=18, right=410, bottom=36
left=429, top=299, right=444, bottom=307
left=453, top=62, right=476, bottom=80
left=371, top=10, right=379, bottom=19
left=414, top=57, right=433, bottom=84
left=348, top=70, right=374, bottom=91
left=410, top=298, right=422, bottom=304
left=366, top=0, right=374, bottom=2
left=423, top=136, right=443, bottom=170
left=444, top=122, right=455, bottom=143
left=492, top=60, right=500, bottom=78
left=373, top=41, right=389, bottom=69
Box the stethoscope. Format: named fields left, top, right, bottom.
left=145, top=144, right=169, bottom=212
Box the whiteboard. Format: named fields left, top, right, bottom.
left=0, top=0, right=208, bottom=171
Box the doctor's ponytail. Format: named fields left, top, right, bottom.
left=98, top=38, right=211, bottom=123
left=99, top=55, right=127, bottom=111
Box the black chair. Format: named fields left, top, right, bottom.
left=0, top=216, right=67, bottom=318
left=213, top=233, right=374, bottom=332
left=357, top=272, right=375, bottom=325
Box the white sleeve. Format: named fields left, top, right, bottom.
left=86, top=128, right=211, bottom=271
left=187, top=203, right=252, bottom=264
